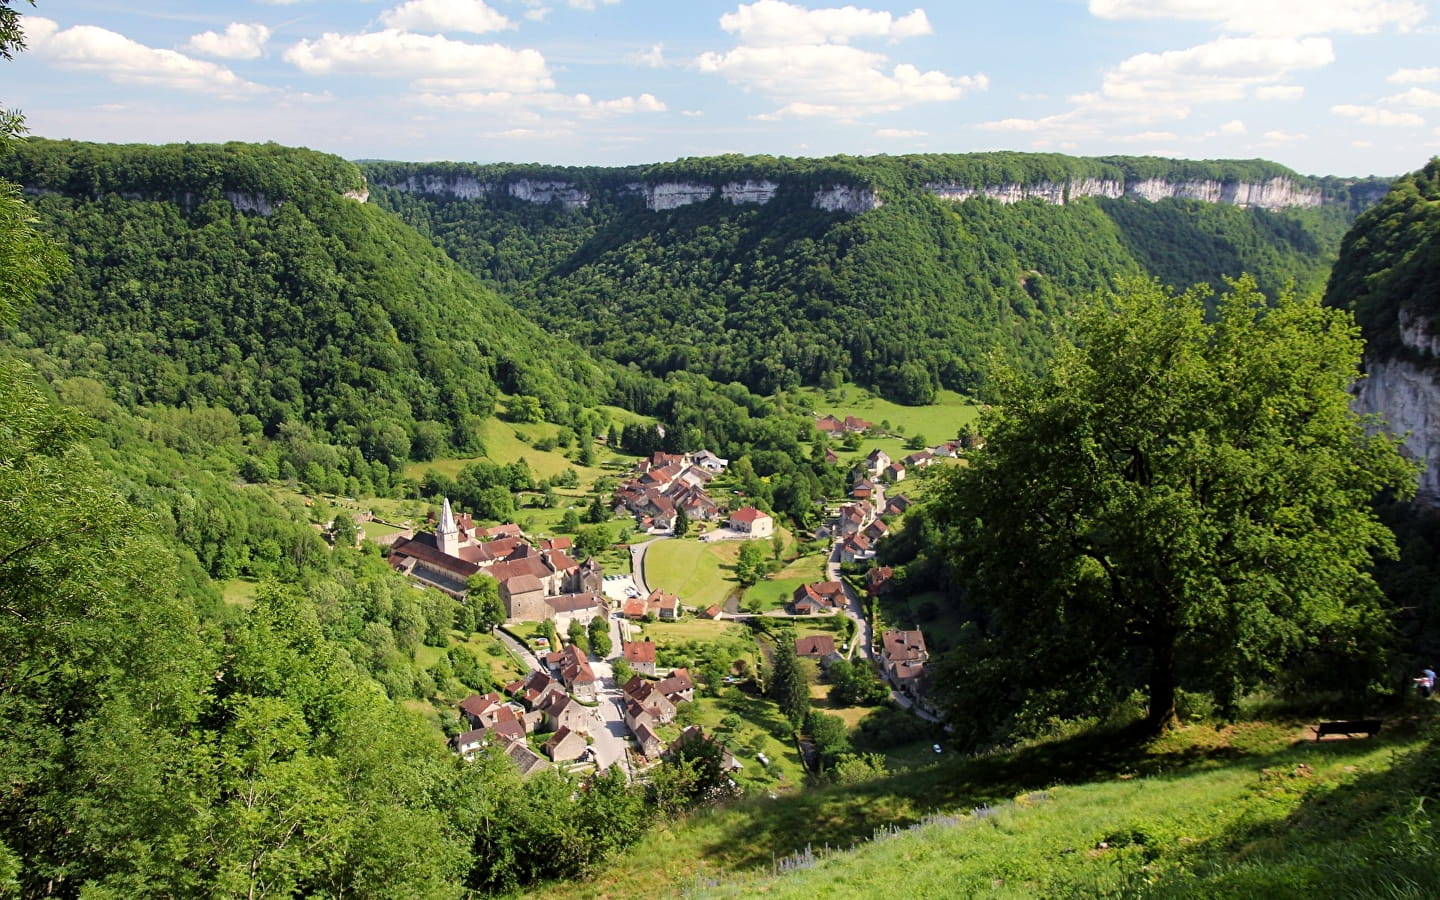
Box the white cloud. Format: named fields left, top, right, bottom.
left=875, top=127, right=926, bottom=137
left=979, top=36, right=1327, bottom=143
left=1112, top=130, right=1179, bottom=142
left=184, top=23, right=271, bottom=60
left=380, top=0, right=513, bottom=34
left=1089, top=0, right=1426, bottom=37
left=1219, top=118, right=1247, bottom=133
left=630, top=42, right=665, bottom=67
left=1389, top=66, right=1440, bottom=82
left=1353, top=139, right=1374, bottom=146
left=567, top=0, right=620, bottom=8
left=417, top=89, right=664, bottom=116
left=719, top=0, right=931, bottom=47
left=25, top=17, right=267, bottom=95
left=700, top=46, right=985, bottom=117
left=697, top=13, right=984, bottom=120
left=1384, top=87, right=1440, bottom=107
left=1262, top=129, right=1307, bottom=142
left=284, top=30, right=552, bottom=93
left=1255, top=84, right=1304, bottom=100
left=1332, top=103, right=1425, bottom=125
left=682, top=109, right=704, bottom=116
left=1100, top=37, right=1333, bottom=104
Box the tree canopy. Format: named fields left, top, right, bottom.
left=930, top=277, right=1416, bottom=742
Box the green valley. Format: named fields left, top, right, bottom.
left=4, top=117, right=1440, bottom=900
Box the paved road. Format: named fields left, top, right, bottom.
left=585, top=612, right=633, bottom=777
left=826, top=546, right=873, bottom=661
left=629, top=536, right=668, bottom=596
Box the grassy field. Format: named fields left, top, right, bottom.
left=645, top=538, right=743, bottom=610
left=794, top=384, right=982, bottom=442
left=221, top=577, right=259, bottom=608
left=532, top=711, right=1440, bottom=900
left=638, top=619, right=750, bottom=646
left=403, top=413, right=646, bottom=485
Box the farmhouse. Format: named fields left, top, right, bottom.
left=795, top=634, right=836, bottom=658
left=791, top=581, right=847, bottom=615
left=881, top=629, right=930, bottom=694
left=623, top=640, right=658, bottom=676
left=543, top=726, right=588, bottom=763
left=727, top=506, right=774, bottom=538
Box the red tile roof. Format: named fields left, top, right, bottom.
left=624, top=641, right=657, bottom=664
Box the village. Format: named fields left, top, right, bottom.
left=376, top=416, right=977, bottom=785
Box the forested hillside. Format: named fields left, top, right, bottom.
left=1325, top=157, right=1440, bottom=364
left=365, top=153, right=1383, bottom=402
left=1, top=138, right=613, bottom=471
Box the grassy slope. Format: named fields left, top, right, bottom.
left=533, top=714, right=1440, bottom=899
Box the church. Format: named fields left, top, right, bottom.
left=388, top=498, right=604, bottom=623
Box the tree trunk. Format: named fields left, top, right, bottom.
left=1145, top=626, right=1179, bottom=734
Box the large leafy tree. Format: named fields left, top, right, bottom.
left=932, top=277, right=1415, bottom=740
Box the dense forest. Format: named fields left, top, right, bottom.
left=364, top=154, right=1384, bottom=402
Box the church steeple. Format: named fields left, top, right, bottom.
left=437, top=496, right=460, bottom=557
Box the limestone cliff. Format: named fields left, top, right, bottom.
left=1358, top=351, right=1440, bottom=502
left=925, top=176, right=1322, bottom=211
left=1325, top=158, right=1440, bottom=504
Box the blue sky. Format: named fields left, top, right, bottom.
left=7, top=0, right=1440, bottom=175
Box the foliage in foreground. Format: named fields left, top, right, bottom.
left=928, top=277, right=1416, bottom=742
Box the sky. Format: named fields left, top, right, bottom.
left=7, top=0, right=1440, bottom=176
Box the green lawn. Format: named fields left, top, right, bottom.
left=645, top=538, right=743, bottom=610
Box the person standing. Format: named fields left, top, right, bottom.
left=1414, top=667, right=1436, bottom=698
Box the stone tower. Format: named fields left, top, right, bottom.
left=437, top=496, right=461, bottom=557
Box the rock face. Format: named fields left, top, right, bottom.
left=1355, top=306, right=1440, bottom=504
left=224, top=192, right=277, bottom=215
left=925, top=176, right=1321, bottom=211
left=812, top=184, right=882, bottom=213
left=1357, top=355, right=1440, bottom=503
left=385, top=174, right=494, bottom=200
left=380, top=175, right=589, bottom=208
left=507, top=179, right=589, bottom=209
left=645, top=181, right=714, bottom=210
left=372, top=169, right=1329, bottom=216
left=720, top=179, right=779, bottom=205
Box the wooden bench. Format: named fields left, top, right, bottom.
left=1312, top=719, right=1383, bottom=741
